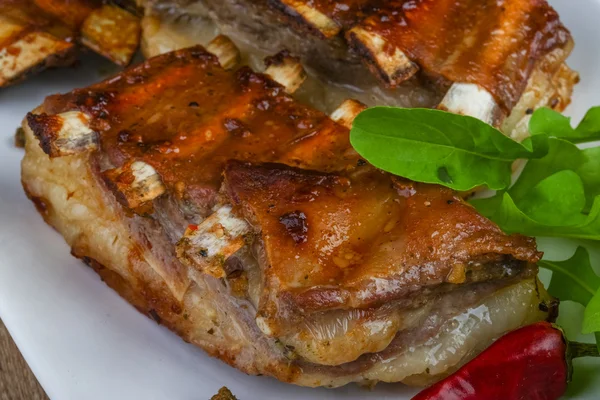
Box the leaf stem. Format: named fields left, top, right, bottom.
left=569, top=341, right=600, bottom=359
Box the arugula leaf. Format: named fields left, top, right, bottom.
left=530, top=106, right=600, bottom=143
left=578, top=107, right=600, bottom=140
left=508, top=139, right=600, bottom=213
left=471, top=137, right=600, bottom=238
left=473, top=191, right=600, bottom=240
left=508, top=138, right=584, bottom=206
left=350, top=107, right=547, bottom=191
left=514, top=170, right=587, bottom=225
left=540, top=247, right=600, bottom=345
left=540, top=247, right=600, bottom=307
left=577, top=147, right=600, bottom=211
left=584, top=291, right=600, bottom=335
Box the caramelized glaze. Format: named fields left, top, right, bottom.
left=224, top=161, right=540, bottom=332
left=269, top=0, right=571, bottom=111
left=33, top=45, right=542, bottom=337
left=41, top=46, right=356, bottom=209
left=355, top=0, right=571, bottom=111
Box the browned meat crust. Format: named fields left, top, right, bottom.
left=345, top=0, right=571, bottom=111
left=21, top=45, right=553, bottom=387
left=224, top=161, right=540, bottom=335
left=141, top=0, right=575, bottom=124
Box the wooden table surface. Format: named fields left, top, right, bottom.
left=0, top=319, right=49, bottom=400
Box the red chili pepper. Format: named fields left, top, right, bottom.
left=412, top=322, right=599, bottom=400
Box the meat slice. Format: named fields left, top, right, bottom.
left=347, top=0, right=573, bottom=126
left=22, top=45, right=554, bottom=387
left=223, top=161, right=540, bottom=337
left=140, top=0, right=576, bottom=129
left=0, top=0, right=141, bottom=87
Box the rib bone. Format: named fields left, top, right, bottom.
left=26, top=111, right=98, bottom=157
left=80, top=4, right=141, bottom=66
left=176, top=99, right=368, bottom=278
left=206, top=35, right=241, bottom=70
left=330, top=99, right=367, bottom=129
left=265, top=53, right=307, bottom=94
left=176, top=205, right=251, bottom=278
left=347, top=27, right=419, bottom=87
left=103, top=161, right=166, bottom=211
left=140, top=17, right=241, bottom=68
left=175, top=97, right=370, bottom=277
left=278, top=0, right=341, bottom=38
left=438, top=83, right=505, bottom=126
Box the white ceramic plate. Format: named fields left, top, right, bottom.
left=1, top=1, right=600, bottom=399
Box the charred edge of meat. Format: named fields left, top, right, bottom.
left=264, top=50, right=307, bottom=93
left=206, top=35, right=241, bottom=70
left=102, top=161, right=167, bottom=213
left=176, top=205, right=251, bottom=278
left=269, top=0, right=342, bottom=39
left=346, top=27, right=419, bottom=88
left=330, top=99, right=367, bottom=129
left=26, top=111, right=98, bottom=157
left=266, top=0, right=339, bottom=40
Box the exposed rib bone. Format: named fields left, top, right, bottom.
left=80, top=4, right=141, bottom=66
left=330, top=99, right=367, bottom=129
left=278, top=0, right=341, bottom=38
left=438, top=83, right=505, bottom=126
left=26, top=111, right=98, bottom=157
left=206, top=35, right=241, bottom=70
left=103, top=161, right=166, bottom=211
left=265, top=53, right=307, bottom=94
left=0, top=24, right=75, bottom=87
left=176, top=101, right=365, bottom=279
left=176, top=205, right=251, bottom=278
left=174, top=101, right=364, bottom=277
left=347, top=27, right=419, bottom=87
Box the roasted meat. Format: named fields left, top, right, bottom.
left=0, top=0, right=140, bottom=87
left=138, top=0, right=578, bottom=139
left=22, top=43, right=554, bottom=387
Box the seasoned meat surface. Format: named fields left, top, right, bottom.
left=22, top=44, right=554, bottom=386
left=347, top=0, right=571, bottom=111
left=36, top=46, right=355, bottom=212
left=224, top=161, right=540, bottom=335
left=141, top=0, right=575, bottom=123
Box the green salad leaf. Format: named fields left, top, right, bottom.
left=350, top=106, right=600, bottom=194
left=509, top=140, right=600, bottom=212
left=530, top=106, right=600, bottom=143
left=473, top=192, right=600, bottom=240
left=541, top=247, right=600, bottom=308
left=349, top=107, right=547, bottom=191
left=471, top=138, right=600, bottom=240
left=584, top=291, right=600, bottom=335
left=540, top=247, right=600, bottom=347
